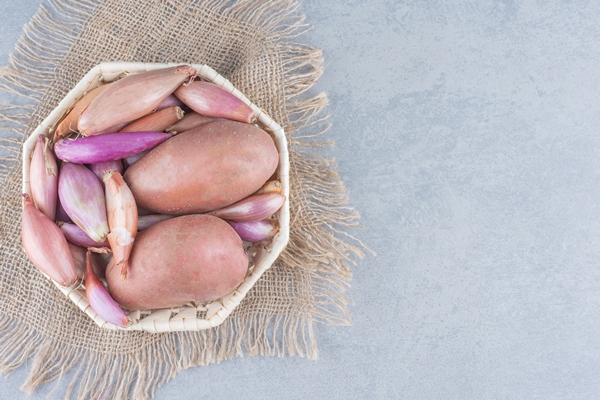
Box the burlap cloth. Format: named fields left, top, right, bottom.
left=0, top=0, right=366, bottom=398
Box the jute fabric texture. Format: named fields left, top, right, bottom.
left=0, top=1, right=365, bottom=398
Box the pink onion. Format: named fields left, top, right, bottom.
left=207, top=193, right=285, bottom=222
left=54, top=131, right=173, bottom=164
left=58, top=162, right=109, bottom=243
left=228, top=220, right=278, bottom=242
left=21, top=194, right=78, bottom=287
left=59, top=222, right=110, bottom=248
left=137, top=214, right=173, bottom=231
left=174, top=81, right=255, bottom=123
left=29, top=135, right=58, bottom=220
left=85, top=250, right=131, bottom=328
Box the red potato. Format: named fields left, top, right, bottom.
left=105, top=214, right=248, bottom=310
left=123, top=120, right=279, bottom=215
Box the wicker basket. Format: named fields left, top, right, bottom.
left=21, top=62, right=290, bottom=332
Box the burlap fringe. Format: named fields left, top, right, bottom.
left=0, top=0, right=370, bottom=398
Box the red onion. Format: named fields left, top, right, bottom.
left=174, top=81, right=255, bottom=123
left=21, top=194, right=78, bottom=287
left=59, top=222, right=110, bottom=248
left=85, top=250, right=131, bottom=328
left=58, top=162, right=109, bottom=243
left=29, top=135, right=58, bottom=220
left=54, top=131, right=173, bottom=164
left=228, top=220, right=278, bottom=242
left=207, top=193, right=285, bottom=222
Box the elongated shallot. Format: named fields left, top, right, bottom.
left=21, top=194, right=78, bottom=287
left=58, top=162, right=109, bottom=243
left=104, top=170, right=138, bottom=280
left=79, top=65, right=196, bottom=136
left=29, top=135, right=58, bottom=221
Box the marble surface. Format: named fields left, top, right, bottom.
left=2, top=1, right=600, bottom=399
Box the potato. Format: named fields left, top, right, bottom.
left=105, top=214, right=248, bottom=310
left=123, top=120, right=279, bottom=215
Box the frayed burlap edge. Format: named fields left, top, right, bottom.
left=0, top=0, right=371, bottom=398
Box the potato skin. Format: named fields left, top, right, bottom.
left=106, top=214, right=248, bottom=310
left=123, top=120, right=279, bottom=215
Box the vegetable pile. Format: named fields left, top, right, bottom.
left=22, top=65, right=285, bottom=328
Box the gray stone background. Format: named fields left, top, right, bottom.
left=2, top=1, right=600, bottom=399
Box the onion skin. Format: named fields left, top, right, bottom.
left=58, top=162, right=109, bottom=243
left=207, top=193, right=285, bottom=222
left=54, top=131, right=173, bottom=164
left=53, top=84, right=110, bottom=141
left=59, top=222, right=110, bottom=248
left=166, top=111, right=219, bottom=134
left=120, top=106, right=184, bottom=133
left=87, top=160, right=123, bottom=181
left=29, top=135, right=58, bottom=221
left=21, top=194, right=78, bottom=287
left=174, top=81, right=255, bottom=123
left=79, top=65, right=197, bottom=136
left=85, top=250, right=131, bottom=328
left=227, top=220, right=278, bottom=242
left=137, top=214, right=173, bottom=231
left=104, top=170, right=138, bottom=280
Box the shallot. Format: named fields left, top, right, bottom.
left=166, top=111, right=218, bottom=134
left=29, top=135, right=58, bottom=221
left=155, top=94, right=186, bottom=111
left=53, top=84, right=110, bottom=141
left=120, top=106, right=184, bottom=133
left=104, top=170, right=138, bottom=280
left=228, top=220, right=278, bottom=242
left=255, top=180, right=282, bottom=195
left=58, top=162, right=109, bottom=243
left=54, top=131, right=174, bottom=164
left=59, top=222, right=110, bottom=248
left=85, top=250, right=131, bottom=328
left=88, top=160, right=123, bottom=181
left=79, top=65, right=197, bottom=136
left=137, top=214, right=173, bottom=231
left=174, top=81, right=255, bottom=123
left=207, top=193, right=285, bottom=222
left=21, top=194, right=78, bottom=287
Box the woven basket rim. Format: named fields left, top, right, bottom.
left=21, top=62, right=290, bottom=332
